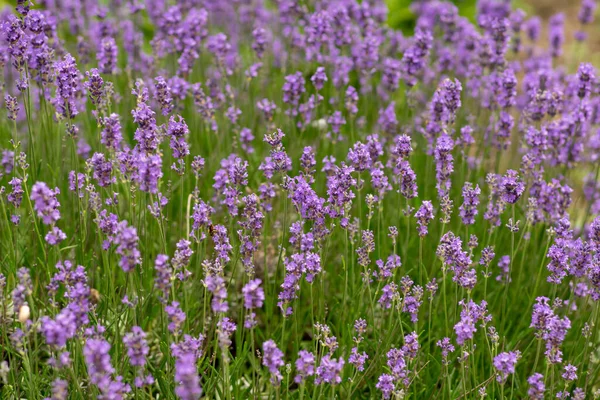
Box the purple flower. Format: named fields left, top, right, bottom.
left=437, top=78, right=462, bottom=124
left=562, top=364, right=577, bottom=381
left=530, top=297, right=571, bottom=364
left=357, top=230, right=375, bottom=267
left=459, top=183, right=481, bottom=225
left=527, top=373, right=545, bottom=399
left=101, top=114, right=123, bottom=150
left=438, top=232, right=477, bottom=289
left=77, top=139, right=90, bottom=158
left=525, top=17, right=541, bottom=41
left=173, top=239, right=193, bottom=281
left=386, top=348, right=408, bottom=382
left=402, top=332, right=420, bottom=359
left=171, top=335, right=205, bottom=361
left=174, top=353, right=202, bottom=400
left=114, top=221, right=141, bottom=272
left=5, top=94, right=19, bottom=120
left=315, top=354, right=344, bottom=385
left=415, top=201, right=434, bottom=237
left=549, top=13, right=564, bottom=58
left=136, top=154, right=163, bottom=194
left=89, top=153, right=114, bottom=187
left=155, top=76, right=174, bottom=116
left=257, top=99, right=277, bottom=121
left=348, top=347, right=368, bottom=372
left=311, top=67, right=327, bottom=91
left=97, top=37, right=118, bottom=74
left=402, top=285, right=423, bottom=323
left=374, top=254, right=401, bottom=280
left=217, top=317, right=236, bottom=349
left=252, top=27, right=267, bottom=59
left=40, top=309, right=76, bottom=348
left=165, top=301, right=186, bottom=335
left=576, top=63, right=595, bottom=99
left=378, top=102, right=397, bottom=135
left=282, top=72, right=305, bottom=116
left=497, top=68, right=517, bottom=109
left=132, top=81, right=159, bottom=153
left=123, top=326, right=149, bottom=367
left=379, top=283, right=398, bottom=309
left=47, top=378, right=68, bottom=400
left=212, top=225, right=233, bottom=267
left=345, top=86, right=359, bottom=114
left=85, top=68, right=105, bottom=107
left=1, top=150, right=14, bottom=175
left=45, top=226, right=67, bottom=246
left=401, top=28, right=433, bottom=87
left=546, top=242, right=569, bottom=284
left=328, top=111, right=346, bottom=135
left=69, top=171, right=85, bottom=198
left=376, top=374, right=395, bottom=399
left=53, top=54, right=82, bottom=119
left=493, top=351, right=521, bottom=383
left=454, top=299, right=491, bottom=345
left=31, top=182, right=61, bottom=225
left=300, top=146, right=316, bottom=176
left=590, top=217, right=600, bottom=244
left=225, top=106, right=241, bottom=125
left=382, top=58, right=402, bottom=92
left=190, top=199, right=213, bottom=240
left=436, top=337, right=455, bottom=365
left=262, top=340, right=285, bottom=385
left=295, top=350, right=315, bottom=383
left=434, top=135, right=454, bottom=199
left=500, top=170, right=524, bottom=204
left=12, top=267, right=32, bottom=312
left=167, top=116, right=190, bottom=160
left=242, top=279, right=264, bottom=309
left=579, top=0, right=597, bottom=24
left=84, top=338, right=129, bottom=395
left=204, top=274, right=228, bottom=313
left=496, top=255, right=511, bottom=283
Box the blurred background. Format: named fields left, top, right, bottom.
left=387, top=0, right=598, bottom=63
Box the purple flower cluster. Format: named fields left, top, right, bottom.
left=531, top=297, right=571, bottom=364
left=262, top=339, right=285, bottom=385
left=3, top=0, right=600, bottom=398
left=493, top=350, right=521, bottom=383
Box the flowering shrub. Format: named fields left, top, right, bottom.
left=1, top=0, right=600, bottom=399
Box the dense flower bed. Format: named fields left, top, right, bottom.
left=1, top=0, right=600, bottom=398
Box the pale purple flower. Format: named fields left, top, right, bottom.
left=376, top=374, right=395, bottom=399
left=315, top=354, right=344, bottom=385
left=262, top=340, right=285, bottom=385
left=415, top=201, right=434, bottom=237
left=527, top=373, right=545, bottom=399
left=47, top=379, right=68, bottom=400
left=493, top=351, right=521, bottom=383
left=123, top=326, right=149, bottom=367
left=98, top=37, right=118, bottom=74
left=242, top=279, right=264, bottom=309
left=295, top=350, right=315, bottom=383
left=562, top=364, right=577, bottom=381
left=165, top=301, right=186, bottom=335
left=217, top=317, right=236, bottom=349
left=31, top=182, right=61, bottom=225
left=349, top=347, right=368, bottom=372
left=174, top=353, right=202, bottom=400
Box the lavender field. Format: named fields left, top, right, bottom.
left=2, top=0, right=600, bottom=398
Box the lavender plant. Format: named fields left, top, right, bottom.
left=0, top=0, right=600, bottom=399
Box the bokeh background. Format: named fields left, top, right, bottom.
left=387, top=0, right=598, bottom=63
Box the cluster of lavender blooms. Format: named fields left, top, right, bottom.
left=1, top=0, right=600, bottom=398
